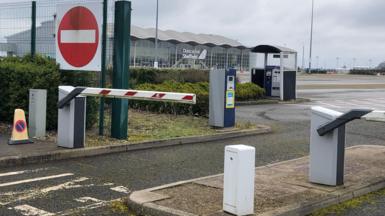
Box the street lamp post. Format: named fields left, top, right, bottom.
left=302, top=45, right=305, bottom=71
left=336, top=57, right=340, bottom=69
left=352, top=58, right=356, bottom=69
left=154, top=0, right=159, bottom=68
left=308, top=0, right=315, bottom=73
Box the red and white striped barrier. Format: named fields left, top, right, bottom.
left=58, top=86, right=196, bottom=108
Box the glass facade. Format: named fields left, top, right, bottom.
left=129, top=39, right=250, bottom=71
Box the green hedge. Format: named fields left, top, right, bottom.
left=0, top=55, right=60, bottom=130
left=350, top=69, right=385, bottom=75
left=0, top=55, right=98, bottom=130
left=129, top=68, right=209, bottom=87
left=131, top=81, right=264, bottom=116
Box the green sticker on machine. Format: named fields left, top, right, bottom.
left=226, top=90, right=235, bottom=109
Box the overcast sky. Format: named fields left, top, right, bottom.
left=129, top=0, right=385, bottom=69
left=1, top=0, right=384, bottom=68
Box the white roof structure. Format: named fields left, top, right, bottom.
left=109, top=24, right=247, bottom=48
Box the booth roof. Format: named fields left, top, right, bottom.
left=251, top=45, right=297, bottom=54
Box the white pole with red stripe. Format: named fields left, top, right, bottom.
left=58, top=86, right=196, bottom=106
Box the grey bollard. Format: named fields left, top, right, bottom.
left=57, top=86, right=86, bottom=149
left=309, top=106, right=345, bottom=186
left=29, top=89, right=47, bottom=138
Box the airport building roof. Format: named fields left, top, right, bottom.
left=128, top=25, right=247, bottom=49
left=5, top=20, right=248, bottom=49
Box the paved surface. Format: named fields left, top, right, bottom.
left=0, top=75, right=384, bottom=215
left=297, top=74, right=385, bottom=86
left=129, top=145, right=385, bottom=216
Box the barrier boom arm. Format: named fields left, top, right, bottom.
left=58, top=86, right=196, bottom=109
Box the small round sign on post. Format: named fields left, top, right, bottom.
left=56, top=3, right=102, bottom=71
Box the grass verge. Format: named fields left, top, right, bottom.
left=310, top=187, right=385, bottom=216
left=86, top=110, right=257, bottom=147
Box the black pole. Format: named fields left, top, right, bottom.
left=31, top=1, right=36, bottom=57
left=99, top=0, right=108, bottom=136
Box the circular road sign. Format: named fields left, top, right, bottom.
left=57, top=6, right=99, bottom=68
left=15, top=120, right=26, bottom=133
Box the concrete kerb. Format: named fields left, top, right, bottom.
left=236, top=98, right=310, bottom=106
left=127, top=145, right=385, bottom=216
left=0, top=126, right=271, bottom=168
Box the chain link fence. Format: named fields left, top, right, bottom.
left=0, top=0, right=116, bottom=136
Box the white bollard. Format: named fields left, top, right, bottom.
left=29, top=89, right=47, bottom=138
left=309, top=106, right=345, bottom=186
left=223, top=145, right=255, bottom=216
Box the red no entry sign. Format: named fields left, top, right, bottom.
left=56, top=3, right=102, bottom=71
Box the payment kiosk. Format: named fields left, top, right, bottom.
left=209, top=69, right=236, bottom=128
left=250, top=45, right=298, bottom=101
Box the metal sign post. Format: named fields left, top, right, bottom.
left=112, top=1, right=131, bottom=139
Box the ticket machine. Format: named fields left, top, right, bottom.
left=209, top=69, right=236, bottom=128
left=250, top=45, right=298, bottom=101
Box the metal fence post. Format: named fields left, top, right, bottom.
left=99, top=0, right=108, bottom=136
left=31, top=1, right=36, bottom=57
left=111, top=1, right=131, bottom=139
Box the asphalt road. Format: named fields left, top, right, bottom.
left=1, top=81, right=385, bottom=215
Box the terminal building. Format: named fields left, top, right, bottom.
left=1, top=20, right=250, bottom=71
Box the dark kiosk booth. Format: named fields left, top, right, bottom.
left=250, top=45, right=298, bottom=101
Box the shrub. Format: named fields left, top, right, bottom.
left=0, top=55, right=98, bottom=130
left=129, top=68, right=209, bottom=87
left=236, top=82, right=265, bottom=101
left=132, top=81, right=209, bottom=116
left=350, top=69, right=385, bottom=75
left=0, top=55, right=60, bottom=130
left=131, top=81, right=264, bottom=116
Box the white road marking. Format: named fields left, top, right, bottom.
left=110, top=186, right=130, bottom=194
left=317, top=101, right=341, bottom=108
left=75, top=196, right=102, bottom=203
left=40, top=177, right=89, bottom=193
left=58, top=199, right=122, bottom=216
left=14, top=204, right=54, bottom=216
left=0, top=177, right=90, bottom=205
left=0, top=173, right=74, bottom=188
left=60, top=30, right=96, bottom=43
left=0, top=168, right=47, bottom=177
